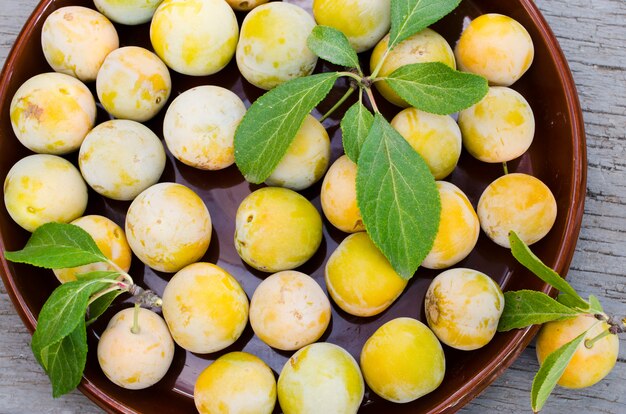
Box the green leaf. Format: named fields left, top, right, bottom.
left=498, top=290, right=580, bottom=332
left=75, top=270, right=119, bottom=281
left=40, top=320, right=87, bottom=398
left=341, top=101, right=374, bottom=163
left=307, top=26, right=361, bottom=70
left=383, top=62, right=488, bottom=115
left=86, top=290, right=123, bottom=326
left=588, top=295, right=604, bottom=313
left=509, top=231, right=589, bottom=309
left=557, top=293, right=590, bottom=311
left=31, top=276, right=116, bottom=368
left=389, top=0, right=461, bottom=49
left=356, top=114, right=440, bottom=279
left=235, top=72, right=340, bottom=183
left=4, top=223, right=107, bottom=269
left=531, top=329, right=589, bottom=412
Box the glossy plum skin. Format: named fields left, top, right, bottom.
left=477, top=173, right=557, bottom=248
left=150, top=0, right=239, bottom=76
left=234, top=187, right=322, bottom=273
left=94, top=0, right=164, bottom=25
left=325, top=232, right=407, bottom=317
left=391, top=108, right=462, bottom=180
left=360, top=318, right=445, bottom=403
left=313, top=0, right=391, bottom=53
left=194, top=352, right=276, bottom=414
left=161, top=262, right=249, bottom=354
left=455, top=13, right=534, bottom=86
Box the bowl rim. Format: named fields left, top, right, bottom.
left=0, top=0, right=587, bottom=413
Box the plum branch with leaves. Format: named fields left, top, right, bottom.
left=499, top=231, right=624, bottom=413
left=234, top=0, right=488, bottom=279
left=4, top=223, right=161, bottom=397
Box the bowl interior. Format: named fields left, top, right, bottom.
left=0, top=0, right=585, bottom=413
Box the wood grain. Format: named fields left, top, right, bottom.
left=0, top=0, right=624, bottom=413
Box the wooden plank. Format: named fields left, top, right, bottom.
left=0, top=0, right=623, bottom=413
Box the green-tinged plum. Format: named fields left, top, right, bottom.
left=4, top=154, right=87, bottom=232
left=162, top=262, right=249, bottom=353
left=425, top=268, right=504, bottom=350
left=325, top=232, right=407, bottom=317
left=250, top=271, right=331, bottom=351
left=150, top=0, right=239, bottom=76
left=97, top=307, right=174, bottom=390
left=125, top=183, right=211, bottom=272
left=278, top=343, right=364, bottom=414
left=313, top=0, right=390, bottom=53
left=234, top=187, right=322, bottom=272
left=236, top=2, right=317, bottom=90
left=94, top=0, right=164, bottom=25
left=194, top=352, right=276, bottom=414
left=360, top=318, right=445, bottom=403
left=226, top=0, right=269, bottom=11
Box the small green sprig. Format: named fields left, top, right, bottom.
left=501, top=231, right=624, bottom=412
left=234, top=0, right=488, bottom=279
left=4, top=223, right=160, bottom=397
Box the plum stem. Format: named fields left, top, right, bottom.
left=371, top=48, right=390, bottom=79
left=503, top=162, right=509, bottom=175
left=87, top=282, right=125, bottom=306
left=131, top=303, right=140, bottom=335
left=106, top=259, right=134, bottom=286
left=320, top=86, right=356, bottom=122
left=584, top=328, right=612, bottom=349
left=365, top=87, right=380, bottom=114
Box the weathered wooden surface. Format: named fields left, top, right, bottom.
left=0, top=0, right=624, bottom=413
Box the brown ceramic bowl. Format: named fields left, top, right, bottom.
left=0, top=0, right=586, bottom=413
